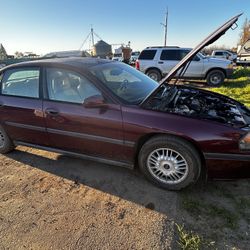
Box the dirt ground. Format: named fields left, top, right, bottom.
left=0, top=146, right=249, bottom=250
left=0, top=146, right=177, bottom=250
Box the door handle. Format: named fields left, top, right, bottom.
left=158, top=61, right=164, bottom=64
left=45, top=108, right=59, bottom=116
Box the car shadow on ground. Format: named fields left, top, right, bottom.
left=7, top=147, right=179, bottom=216
left=177, top=80, right=208, bottom=88
left=7, top=147, right=249, bottom=218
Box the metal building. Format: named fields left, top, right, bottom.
left=93, top=40, right=112, bottom=58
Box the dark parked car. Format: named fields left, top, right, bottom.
left=0, top=14, right=249, bottom=190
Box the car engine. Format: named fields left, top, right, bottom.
left=145, top=85, right=250, bottom=127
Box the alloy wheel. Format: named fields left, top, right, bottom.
left=147, top=148, right=189, bottom=184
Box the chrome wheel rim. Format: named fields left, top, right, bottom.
left=0, top=131, right=5, bottom=148
left=147, top=148, right=189, bottom=184
left=210, top=74, right=221, bottom=85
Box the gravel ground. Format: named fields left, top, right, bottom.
left=0, top=146, right=177, bottom=250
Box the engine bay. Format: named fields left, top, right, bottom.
left=145, top=85, right=250, bottom=127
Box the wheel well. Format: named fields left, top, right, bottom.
left=205, top=68, right=226, bottom=79
left=134, top=133, right=207, bottom=179
left=145, top=67, right=162, bottom=76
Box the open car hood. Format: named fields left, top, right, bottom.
left=141, top=13, right=242, bottom=106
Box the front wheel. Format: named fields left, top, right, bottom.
left=206, top=70, right=225, bottom=86
left=138, top=136, right=201, bottom=190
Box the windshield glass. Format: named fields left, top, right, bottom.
left=90, top=62, right=158, bottom=104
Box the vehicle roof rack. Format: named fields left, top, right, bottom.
left=146, top=46, right=180, bottom=49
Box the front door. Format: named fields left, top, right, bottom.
left=0, top=67, right=49, bottom=145
left=43, top=67, right=125, bottom=162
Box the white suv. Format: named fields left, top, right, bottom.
left=136, top=46, right=234, bottom=86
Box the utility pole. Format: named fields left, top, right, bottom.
left=161, top=7, right=168, bottom=46
left=91, top=24, right=95, bottom=47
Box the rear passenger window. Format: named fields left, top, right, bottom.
left=138, top=50, right=157, bottom=60
left=1, top=68, right=39, bottom=98
left=160, top=50, right=180, bottom=60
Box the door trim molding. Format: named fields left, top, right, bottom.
left=5, top=121, right=135, bottom=147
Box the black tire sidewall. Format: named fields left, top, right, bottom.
left=206, top=70, right=225, bottom=86
left=138, top=136, right=201, bottom=190
left=0, top=126, right=14, bottom=154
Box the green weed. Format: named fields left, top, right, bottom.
left=175, top=223, right=215, bottom=250
left=208, top=77, right=250, bottom=107
left=232, top=67, right=250, bottom=79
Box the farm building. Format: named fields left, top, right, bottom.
left=93, top=40, right=112, bottom=58
left=0, top=44, right=7, bottom=60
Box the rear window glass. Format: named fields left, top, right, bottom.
left=1, top=68, right=39, bottom=98
left=138, top=50, right=157, bottom=60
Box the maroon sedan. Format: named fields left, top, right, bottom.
left=0, top=14, right=249, bottom=190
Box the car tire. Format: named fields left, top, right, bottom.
left=146, top=69, right=162, bottom=82
left=206, top=70, right=225, bottom=86
left=138, top=135, right=201, bottom=190
left=0, top=126, right=15, bottom=154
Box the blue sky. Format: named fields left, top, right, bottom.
left=0, top=0, right=249, bottom=55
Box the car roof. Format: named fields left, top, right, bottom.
left=2, top=57, right=112, bottom=71
left=143, top=46, right=191, bottom=50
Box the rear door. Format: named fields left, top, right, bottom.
left=138, top=49, right=157, bottom=72
left=43, top=67, right=126, bottom=162
left=0, top=67, right=49, bottom=145
left=157, top=49, right=179, bottom=75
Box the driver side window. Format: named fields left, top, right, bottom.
left=46, top=68, right=101, bottom=104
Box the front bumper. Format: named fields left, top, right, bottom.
left=204, top=153, right=250, bottom=161
left=204, top=152, right=250, bottom=179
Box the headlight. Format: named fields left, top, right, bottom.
left=239, top=132, right=250, bottom=150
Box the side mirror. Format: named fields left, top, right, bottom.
left=83, top=95, right=107, bottom=108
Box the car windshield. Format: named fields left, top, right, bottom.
left=90, top=62, right=158, bottom=104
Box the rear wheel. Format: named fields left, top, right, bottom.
left=138, top=135, right=201, bottom=190
left=146, top=69, right=162, bottom=82
left=0, top=126, right=15, bottom=154
left=206, top=70, right=225, bottom=86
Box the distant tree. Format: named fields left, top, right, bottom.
left=239, top=18, right=250, bottom=45
left=14, top=51, right=24, bottom=58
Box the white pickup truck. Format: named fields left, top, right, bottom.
left=237, top=40, right=250, bottom=66
left=136, top=46, right=234, bottom=86
left=211, top=50, right=237, bottom=62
